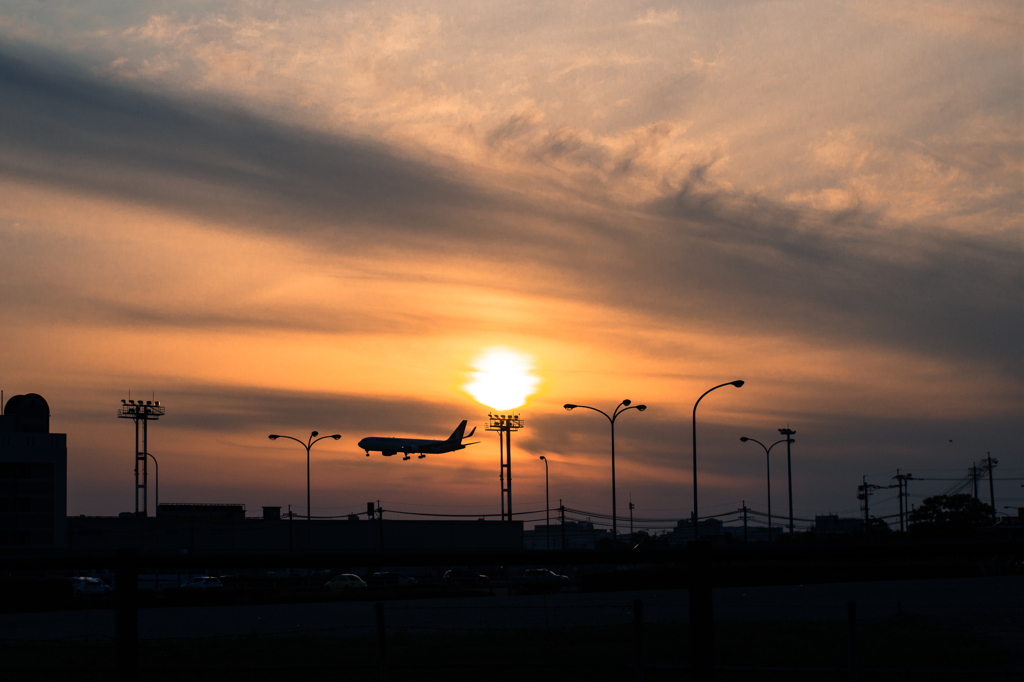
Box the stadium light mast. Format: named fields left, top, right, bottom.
left=487, top=413, right=524, bottom=521
left=118, top=397, right=165, bottom=516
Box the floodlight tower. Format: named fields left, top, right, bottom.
left=118, top=397, right=165, bottom=516
left=487, top=413, right=524, bottom=521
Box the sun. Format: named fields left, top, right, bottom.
left=463, top=348, right=541, bottom=411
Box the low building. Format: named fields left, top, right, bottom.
left=720, top=525, right=784, bottom=543
left=814, top=514, right=865, bottom=534
left=668, top=516, right=725, bottom=544
left=158, top=503, right=246, bottom=521
left=67, top=510, right=523, bottom=554
left=523, top=520, right=609, bottom=550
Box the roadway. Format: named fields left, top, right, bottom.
left=1, top=575, right=1020, bottom=642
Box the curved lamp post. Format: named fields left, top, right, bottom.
left=539, top=455, right=550, bottom=550
left=268, top=431, right=341, bottom=523
left=739, top=436, right=793, bottom=540
left=692, top=381, right=744, bottom=541
left=146, top=452, right=159, bottom=513
left=564, top=399, right=647, bottom=543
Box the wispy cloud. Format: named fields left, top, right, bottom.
left=1, top=46, right=1019, bottom=377
left=633, top=8, right=679, bottom=27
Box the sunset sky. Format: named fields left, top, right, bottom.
left=1, top=1, right=1020, bottom=530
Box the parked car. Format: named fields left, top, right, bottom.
left=180, top=576, right=224, bottom=589
left=326, top=573, right=368, bottom=592
left=443, top=567, right=488, bottom=585
left=70, top=576, right=111, bottom=597
left=521, top=568, right=570, bottom=592
left=370, top=572, right=417, bottom=586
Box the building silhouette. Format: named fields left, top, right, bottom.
left=0, top=393, right=67, bottom=548
left=68, top=507, right=523, bottom=554
left=523, top=520, right=609, bottom=549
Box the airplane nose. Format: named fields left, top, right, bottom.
left=357, top=439, right=367, bottom=448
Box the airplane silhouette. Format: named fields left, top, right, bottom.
left=358, top=421, right=478, bottom=460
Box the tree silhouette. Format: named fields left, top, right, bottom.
left=909, top=494, right=994, bottom=536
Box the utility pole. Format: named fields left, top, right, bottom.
left=861, top=476, right=869, bottom=527
left=971, top=462, right=979, bottom=500
left=779, top=427, right=796, bottom=533
left=857, top=476, right=885, bottom=530
left=629, top=496, right=635, bottom=541
left=892, top=471, right=914, bottom=532
left=896, top=469, right=903, bottom=532
left=986, top=453, right=998, bottom=518
left=559, top=500, right=566, bottom=550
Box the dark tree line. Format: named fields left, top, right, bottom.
left=909, top=494, right=995, bottom=536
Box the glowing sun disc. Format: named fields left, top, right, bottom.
left=464, top=348, right=540, bottom=410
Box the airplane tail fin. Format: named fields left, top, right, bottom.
left=447, top=420, right=468, bottom=442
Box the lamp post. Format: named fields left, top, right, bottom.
left=778, top=427, right=796, bottom=533
left=692, top=381, right=744, bottom=541
left=739, top=436, right=793, bottom=541
left=564, top=399, right=647, bottom=544
left=539, top=456, right=550, bottom=550
left=146, top=452, right=159, bottom=514
left=268, top=431, right=341, bottom=523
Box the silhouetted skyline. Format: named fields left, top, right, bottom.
left=0, top=3, right=1019, bottom=522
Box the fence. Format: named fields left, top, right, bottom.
left=0, top=541, right=1020, bottom=681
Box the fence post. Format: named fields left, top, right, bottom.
left=376, top=601, right=389, bottom=682
left=560, top=503, right=566, bottom=550
left=689, top=540, right=714, bottom=681
left=115, top=548, right=139, bottom=682
left=847, top=601, right=857, bottom=682
left=377, top=503, right=385, bottom=551
left=634, top=598, right=645, bottom=682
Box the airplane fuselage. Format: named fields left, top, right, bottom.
left=358, top=420, right=477, bottom=459
left=356, top=436, right=467, bottom=456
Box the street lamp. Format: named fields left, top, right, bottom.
left=268, top=431, right=341, bottom=523
left=692, top=381, right=744, bottom=541
left=739, top=436, right=793, bottom=541
left=539, top=456, right=550, bottom=550
left=146, top=452, right=159, bottom=514
left=778, top=427, right=796, bottom=533
left=564, top=399, right=647, bottom=544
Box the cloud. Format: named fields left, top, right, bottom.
left=1, top=43, right=1019, bottom=383
left=643, top=183, right=1021, bottom=372
left=122, top=14, right=201, bottom=45
left=634, top=9, right=679, bottom=27
left=0, top=46, right=498, bottom=245
left=853, top=0, right=1023, bottom=47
